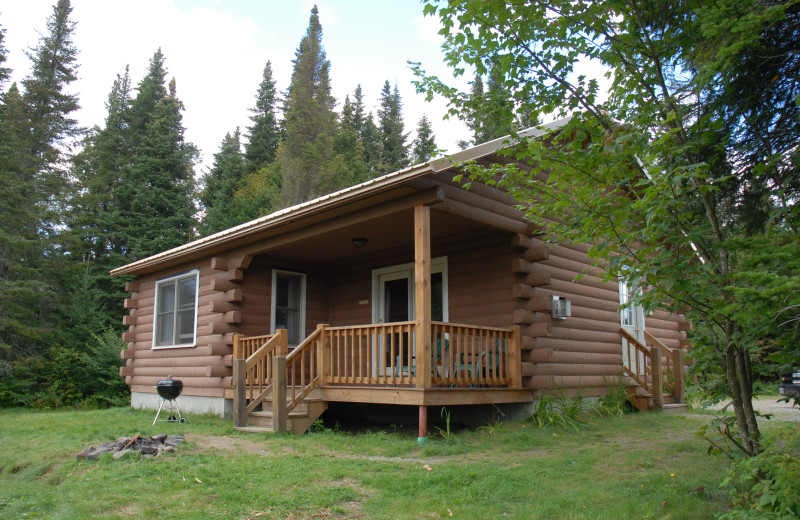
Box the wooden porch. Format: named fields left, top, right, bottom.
left=621, top=328, right=687, bottom=412
left=227, top=322, right=531, bottom=434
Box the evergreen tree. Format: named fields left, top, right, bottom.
left=361, top=112, right=382, bottom=176
left=411, top=114, right=437, bottom=163
left=377, top=80, right=409, bottom=173
left=244, top=60, right=281, bottom=173
left=0, top=0, right=80, bottom=378
left=0, top=22, right=10, bottom=90
left=112, top=53, right=197, bottom=259
left=482, top=59, right=514, bottom=140
left=21, top=0, right=81, bottom=167
left=279, top=5, right=343, bottom=204
left=465, top=75, right=485, bottom=146
left=200, top=128, right=248, bottom=234
left=333, top=94, right=369, bottom=184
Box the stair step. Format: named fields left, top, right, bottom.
left=661, top=403, right=688, bottom=414
left=250, top=410, right=309, bottom=419
left=234, top=426, right=276, bottom=433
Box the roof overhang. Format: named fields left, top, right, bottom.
left=110, top=117, right=570, bottom=277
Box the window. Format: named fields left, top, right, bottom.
left=153, top=271, right=199, bottom=348
left=271, top=270, right=306, bottom=346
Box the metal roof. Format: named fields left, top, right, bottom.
left=110, top=118, right=570, bottom=277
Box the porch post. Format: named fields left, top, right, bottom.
left=418, top=405, right=428, bottom=444
left=414, top=204, right=432, bottom=389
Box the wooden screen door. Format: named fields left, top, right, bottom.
left=620, top=279, right=646, bottom=377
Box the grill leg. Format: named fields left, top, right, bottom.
left=153, top=399, right=167, bottom=425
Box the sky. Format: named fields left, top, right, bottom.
left=0, top=0, right=472, bottom=172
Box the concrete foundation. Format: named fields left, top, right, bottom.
left=131, top=392, right=233, bottom=418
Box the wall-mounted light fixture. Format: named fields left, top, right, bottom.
left=352, top=237, right=368, bottom=248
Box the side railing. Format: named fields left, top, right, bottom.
left=431, top=322, right=522, bottom=388
left=620, top=328, right=686, bottom=407
left=232, top=330, right=288, bottom=427
left=644, top=330, right=685, bottom=404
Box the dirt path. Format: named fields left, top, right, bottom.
left=703, top=396, right=799, bottom=422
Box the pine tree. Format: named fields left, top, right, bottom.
left=412, top=114, right=437, bottom=163
left=279, top=5, right=342, bottom=205
left=334, top=94, right=368, bottom=184
left=377, top=80, right=409, bottom=174
left=0, top=22, right=10, bottom=90
left=465, top=75, right=485, bottom=146
left=244, top=60, right=280, bottom=173
left=112, top=53, right=197, bottom=259
left=200, top=129, right=248, bottom=234
left=483, top=60, right=514, bottom=140
left=361, top=111, right=381, bottom=176
left=21, top=0, right=80, bottom=166
left=0, top=0, right=81, bottom=376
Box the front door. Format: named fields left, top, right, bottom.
left=378, top=271, right=412, bottom=374
left=620, top=279, right=646, bottom=377
left=373, top=258, right=448, bottom=375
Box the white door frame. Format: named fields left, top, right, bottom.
left=371, top=257, right=449, bottom=375
left=620, top=278, right=646, bottom=376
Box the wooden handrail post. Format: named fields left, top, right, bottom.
left=651, top=349, right=663, bottom=408
left=277, top=328, right=289, bottom=356
left=316, top=324, right=328, bottom=385
left=674, top=348, right=685, bottom=404
left=273, top=356, right=288, bottom=432
left=509, top=326, right=522, bottom=389
left=233, top=333, right=244, bottom=360
left=233, top=359, right=247, bottom=427
left=414, top=204, right=432, bottom=389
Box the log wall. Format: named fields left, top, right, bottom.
left=509, top=233, right=691, bottom=395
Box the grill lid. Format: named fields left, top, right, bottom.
left=155, top=375, right=183, bottom=399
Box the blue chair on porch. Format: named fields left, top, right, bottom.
left=453, top=337, right=506, bottom=384
left=395, top=337, right=449, bottom=377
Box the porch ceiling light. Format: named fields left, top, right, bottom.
left=352, top=237, right=368, bottom=248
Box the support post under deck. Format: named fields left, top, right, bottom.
left=418, top=405, right=427, bottom=444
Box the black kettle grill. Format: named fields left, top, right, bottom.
left=152, top=375, right=186, bottom=425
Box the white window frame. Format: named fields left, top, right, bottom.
left=152, top=270, right=199, bottom=349
left=371, top=257, right=449, bottom=323
left=271, top=269, right=307, bottom=346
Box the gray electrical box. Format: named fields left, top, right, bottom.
left=552, top=295, right=571, bottom=319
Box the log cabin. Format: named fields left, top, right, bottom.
left=111, top=118, right=690, bottom=436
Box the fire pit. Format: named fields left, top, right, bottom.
left=153, top=375, right=186, bottom=425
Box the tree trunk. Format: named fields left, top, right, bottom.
left=724, top=339, right=755, bottom=455
left=735, top=344, right=761, bottom=455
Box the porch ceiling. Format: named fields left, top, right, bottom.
left=259, top=206, right=489, bottom=265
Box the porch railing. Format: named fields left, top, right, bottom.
left=232, top=321, right=522, bottom=430
left=326, top=321, right=417, bottom=386
left=431, top=322, right=521, bottom=387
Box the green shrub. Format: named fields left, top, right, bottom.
left=719, top=427, right=800, bottom=519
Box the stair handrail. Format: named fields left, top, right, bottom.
left=233, top=329, right=289, bottom=426
left=282, top=324, right=326, bottom=419
left=643, top=330, right=685, bottom=404
left=620, top=328, right=653, bottom=394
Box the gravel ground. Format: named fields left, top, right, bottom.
left=705, top=396, right=800, bottom=422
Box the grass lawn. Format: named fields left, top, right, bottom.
left=0, top=407, right=738, bottom=519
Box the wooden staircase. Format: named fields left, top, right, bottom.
left=621, top=328, right=688, bottom=413
left=625, top=383, right=687, bottom=413
left=235, top=389, right=328, bottom=434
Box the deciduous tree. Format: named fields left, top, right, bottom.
left=413, top=0, right=800, bottom=456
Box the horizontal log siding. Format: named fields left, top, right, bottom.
left=513, top=235, right=690, bottom=393
left=122, top=259, right=237, bottom=398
